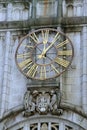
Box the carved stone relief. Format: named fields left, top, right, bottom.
left=23, top=87, right=63, bottom=116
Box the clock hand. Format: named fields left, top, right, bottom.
left=38, top=32, right=59, bottom=59
left=38, top=40, right=47, bottom=59
left=41, top=40, right=55, bottom=56
left=42, top=32, right=60, bottom=54
left=38, top=32, right=60, bottom=59
left=38, top=41, right=55, bottom=59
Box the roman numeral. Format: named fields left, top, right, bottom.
left=29, top=33, right=40, bottom=44
left=42, top=29, right=49, bottom=44
left=52, top=32, right=60, bottom=44
left=57, top=39, right=69, bottom=48
left=17, top=52, right=31, bottom=59
left=51, top=64, right=60, bottom=74
left=23, top=61, right=34, bottom=71
left=21, top=44, right=34, bottom=48
left=55, top=57, right=70, bottom=68
left=27, top=64, right=38, bottom=78
left=18, top=58, right=32, bottom=69
left=40, top=66, right=46, bottom=79
left=58, top=50, right=72, bottom=56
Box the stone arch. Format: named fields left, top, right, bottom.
left=67, top=4, right=74, bottom=17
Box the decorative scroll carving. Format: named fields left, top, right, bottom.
left=23, top=87, right=63, bottom=116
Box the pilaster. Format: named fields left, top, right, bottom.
left=32, top=0, right=37, bottom=18
left=83, top=0, right=87, bottom=16
left=59, top=122, right=65, bottom=130
left=82, top=26, right=87, bottom=113
left=0, top=33, right=5, bottom=117
left=1, top=31, right=11, bottom=115
left=38, top=123, right=40, bottom=130
left=58, top=0, right=63, bottom=17
left=73, top=0, right=83, bottom=16
left=23, top=124, right=29, bottom=130
left=48, top=122, right=51, bottom=130
left=7, top=3, right=13, bottom=21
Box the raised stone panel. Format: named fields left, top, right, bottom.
left=73, top=1, right=83, bottom=16
left=8, top=33, right=27, bottom=109
left=62, top=32, right=82, bottom=106
left=63, top=0, right=83, bottom=17
left=36, top=0, right=57, bottom=18
left=11, top=3, right=31, bottom=21
left=67, top=4, right=73, bottom=17
left=62, top=0, right=67, bottom=17
left=76, top=5, right=82, bottom=16
left=0, top=4, right=6, bottom=21
left=81, top=27, right=87, bottom=113
left=62, top=0, right=74, bottom=17
left=11, top=3, right=23, bottom=21
left=0, top=34, right=5, bottom=116
left=0, top=2, right=32, bottom=21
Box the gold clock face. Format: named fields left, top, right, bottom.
left=15, top=28, right=74, bottom=80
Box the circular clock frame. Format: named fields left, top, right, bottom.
left=15, top=28, right=74, bottom=80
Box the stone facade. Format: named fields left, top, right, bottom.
left=0, top=0, right=87, bottom=130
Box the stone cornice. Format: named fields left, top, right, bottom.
left=62, top=17, right=87, bottom=26
left=0, top=0, right=30, bottom=4
left=0, top=17, right=87, bottom=30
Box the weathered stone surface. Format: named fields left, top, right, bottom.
left=0, top=0, right=87, bottom=130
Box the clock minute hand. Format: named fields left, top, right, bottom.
left=43, top=32, right=60, bottom=54
left=42, top=41, right=54, bottom=54
left=39, top=32, right=60, bottom=58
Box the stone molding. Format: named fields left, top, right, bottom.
left=0, top=0, right=30, bottom=3
left=0, top=17, right=87, bottom=30
left=0, top=107, right=87, bottom=130
left=0, top=100, right=87, bottom=123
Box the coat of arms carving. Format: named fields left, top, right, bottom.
left=23, top=87, right=63, bottom=116
left=36, top=92, right=50, bottom=114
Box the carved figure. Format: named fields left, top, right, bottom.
left=50, top=90, right=57, bottom=111
left=24, top=91, right=35, bottom=113
left=50, top=89, right=63, bottom=115
left=56, top=89, right=61, bottom=107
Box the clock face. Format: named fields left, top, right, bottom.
left=15, top=28, right=74, bottom=80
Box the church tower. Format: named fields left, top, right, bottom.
left=0, top=0, right=87, bottom=130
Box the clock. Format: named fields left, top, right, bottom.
left=15, top=28, right=74, bottom=80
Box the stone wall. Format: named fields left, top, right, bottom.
left=0, top=0, right=87, bottom=130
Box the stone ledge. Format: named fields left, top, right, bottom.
left=0, top=0, right=30, bottom=3
left=0, top=17, right=87, bottom=30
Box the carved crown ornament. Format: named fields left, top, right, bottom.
left=23, top=86, right=63, bottom=117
